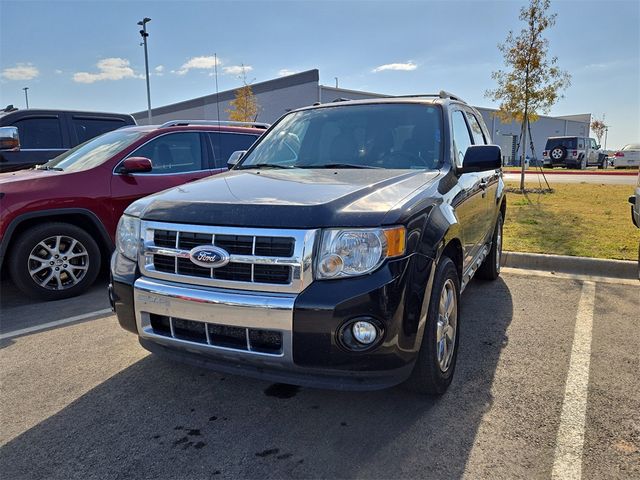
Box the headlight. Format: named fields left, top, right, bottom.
left=315, top=226, right=406, bottom=279
left=116, top=215, right=141, bottom=261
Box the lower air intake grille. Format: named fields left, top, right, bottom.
left=149, top=314, right=283, bottom=355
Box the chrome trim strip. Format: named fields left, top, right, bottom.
left=134, top=277, right=294, bottom=366
left=139, top=220, right=317, bottom=294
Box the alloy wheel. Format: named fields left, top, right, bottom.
left=27, top=235, right=90, bottom=290
left=436, top=278, right=458, bottom=372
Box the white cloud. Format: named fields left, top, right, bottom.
left=174, top=56, right=220, bottom=75
left=73, top=58, right=141, bottom=83
left=278, top=69, right=298, bottom=77
left=154, top=65, right=164, bottom=76
left=2, top=63, right=40, bottom=81
left=223, top=65, right=253, bottom=76
left=372, top=61, right=418, bottom=73
left=54, top=69, right=63, bottom=74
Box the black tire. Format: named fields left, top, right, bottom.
left=477, top=213, right=503, bottom=281
left=550, top=146, right=567, bottom=162
left=8, top=222, right=101, bottom=301
left=404, top=256, right=460, bottom=395
left=578, top=156, right=587, bottom=170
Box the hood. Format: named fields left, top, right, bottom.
left=129, top=168, right=442, bottom=228
left=0, top=168, right=57, bottom=187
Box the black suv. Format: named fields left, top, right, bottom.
left=0, top=108, right=135, bottom=172
left=110, top=93, right=506, bottom=395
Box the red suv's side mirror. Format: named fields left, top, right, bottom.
left=120, top=157, right=152, bottom=174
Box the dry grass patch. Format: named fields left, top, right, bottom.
left=503, top=182, right=639, bottom=260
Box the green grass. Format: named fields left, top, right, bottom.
left=503, top=182, right=639, bottom=261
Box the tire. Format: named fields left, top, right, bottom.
left=578, top=156, right=587, bottom=170
left=404, top=256, right=460, bottom=395
left=550, top=146, right=567, bottom=162
left=8, top=222, right=101, bottom=301
left=477, top=213, right=503, bottom=281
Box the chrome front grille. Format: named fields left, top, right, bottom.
left=139, top=221, right=317, bottom=293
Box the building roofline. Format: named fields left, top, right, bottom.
left=133, top=69, right=320, bottom=119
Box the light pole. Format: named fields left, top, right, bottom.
left=137, top=17, right=152, bottom=124
left=334, top=77, right=338, bottom=88
left=22, top=87, right=29, bottom=109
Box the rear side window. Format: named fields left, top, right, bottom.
left=72, top=117, right=127, bottom=143
left=545, top=138, right=577, bottom=150
left=208, top=132, right=259, bottom=167
left=451, top=111, right=472, bottom=167
left=12, top=117, right=63, bottom=149
left=466, top=112, right=486, bottom=145
left=131, top=132, right=204, bottom=173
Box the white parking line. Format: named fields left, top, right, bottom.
left=551, top=281, right=596, bottom=480
left=0, top=308, right=113, bottom=340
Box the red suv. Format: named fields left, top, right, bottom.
left=0, top=121, right=265, bottom=300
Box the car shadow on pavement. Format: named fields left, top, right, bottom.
left=0, top=278, right=513, bottom=480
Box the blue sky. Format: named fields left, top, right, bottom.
left=1, top=0, right=638, bottom=148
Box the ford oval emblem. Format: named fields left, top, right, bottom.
left=189, top=245, right=230, bottom=269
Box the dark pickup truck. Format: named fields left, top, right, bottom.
left=0, top=108, right=135, bottom=172
left=110, top=93, right=506, bottom=394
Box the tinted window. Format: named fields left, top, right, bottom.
left=545, top=138, right=577, bottom=150
left=13, top=117, right=63, bottom=149
left=131, top=132, right=203, bottom=173
left=466, top=112, right=486, bottom=145
left=240, top=104, right=443, bottom=170
left=208, top=132, right=259, bottom=168
left=73, top=117, right=127, bottom=143
left=451, top=111, right=472, bottom=167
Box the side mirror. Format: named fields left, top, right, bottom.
left=596, top=145, right=601, bottom=150
left=227, top=150, right=246, bottom=168
left=0, top=126, right=20, bottom=151
left=459, top=145, right=502, bottom=174
left=120, top=157, right=152, bottom=174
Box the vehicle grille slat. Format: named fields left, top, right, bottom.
left=140, top=222, right=315, bottom=293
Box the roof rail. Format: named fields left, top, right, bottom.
left=391, top=91, right=466, bottom=103
left=160, top=120, right=271, bottom=129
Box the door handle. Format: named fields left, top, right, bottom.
left=479, top=180, right=488, bottom=189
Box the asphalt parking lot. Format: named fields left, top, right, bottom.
left=0, top=271, right=638, bottom=479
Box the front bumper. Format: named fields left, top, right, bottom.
left=110, top=250, right=434, bottom=390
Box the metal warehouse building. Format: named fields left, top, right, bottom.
left=133, top=69, right=591, bottom=165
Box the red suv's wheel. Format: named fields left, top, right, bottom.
left=9, top=223, right=101, bottom=301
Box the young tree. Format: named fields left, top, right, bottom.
left=226, top=65, right=259, bottom=122
left=486, top=0, right=571, bottom=191
left=590, top=116, right=606, bottom=146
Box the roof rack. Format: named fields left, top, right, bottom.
left=160, top=120, right=271, bottom=129
left=391, top=91, right=466, bottom=103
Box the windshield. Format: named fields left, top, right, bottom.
left=545, top=138, right=577, bottom=150
left=622, top=144, right=639, bottom=151
left=42, top=128, right=148, bottom=172
left=237, top=103, right=443, bottom=170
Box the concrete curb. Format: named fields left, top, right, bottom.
left=501, top=251, right=638, bottom=280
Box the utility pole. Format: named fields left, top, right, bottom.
left=334, top=77, right=338, bottom=88
left=137, top=17, right=152, bottom=124
left=22, top=87, right=29, bottom=109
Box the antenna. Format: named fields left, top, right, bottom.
left=214, top=53, right=220, bottom=121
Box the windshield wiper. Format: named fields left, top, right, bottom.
left=35, top=165, right=63, bottom=171
left=297, top=163, right=381, bottom=169
left=237, top=163, right=294, bottom=170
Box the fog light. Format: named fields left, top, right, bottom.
left=352, top=321, right=377, bottom=345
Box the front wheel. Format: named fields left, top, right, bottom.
left=404, top=256, right=460, bottom=395
left=8, top=223, right=101, bottom=301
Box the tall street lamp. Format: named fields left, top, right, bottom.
left=137, top=17, right=152, bottom=124
left=22, top=87, right=29, bottom=109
